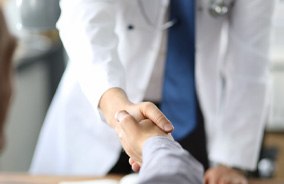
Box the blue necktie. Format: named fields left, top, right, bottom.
left=161, top=0, right=196, bottom=140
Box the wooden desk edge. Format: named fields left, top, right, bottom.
left=0, top=173, right=122, bottom=184
left=0, top=173, right=283, bottom=184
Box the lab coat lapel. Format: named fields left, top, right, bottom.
left=137, top=0, right=169, bottom=27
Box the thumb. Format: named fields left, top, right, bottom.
left=115, top=110, right=140, bottom=136
left=140, top=102, right=174, bottom=133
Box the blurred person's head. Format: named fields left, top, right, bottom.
left=0, top=6, right=17, bottom=151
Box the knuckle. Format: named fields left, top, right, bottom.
left=121, top=114, right=132, bottom=123
left=142, top=101, right=154, bottom=109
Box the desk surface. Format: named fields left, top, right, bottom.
left=0, top=173, right=283, bottom=184
left=0, top=173, right=122, bottom=184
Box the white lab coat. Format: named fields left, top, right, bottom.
left=30, top=0, right=274, bottom=175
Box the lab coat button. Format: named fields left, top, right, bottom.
left=127, top=24, right=134, bottom=30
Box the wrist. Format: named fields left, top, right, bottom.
left=99, top=87, right=132, bottom=127
left=211, top=162, right=250, bottom=177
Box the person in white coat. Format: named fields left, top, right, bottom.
left=30, top=0, right=274, bottom=183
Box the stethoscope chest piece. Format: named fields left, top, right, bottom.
left=209, top=0, right=233, bottom=17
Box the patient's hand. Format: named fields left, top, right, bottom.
left=204, top=165, right=248, bottom=184
left=115, top=110, right=172, bottom=170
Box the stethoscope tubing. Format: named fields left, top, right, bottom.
left=137, top=0, right=234, bottom=30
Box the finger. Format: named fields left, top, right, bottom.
left=219, top=176, right=241, bottom=184
left=220, top=175, right=247, bottom=184
left=204, top=175, right=209, bottom=184
left=218, top=177, right=229, bottom=184
left=129, top=157, right=140, bottom=172
left=204, top=176, right=218, bottom=184
left=129, top=158, right=135, bottom=165
left=131, top=162, right=141, bottom=173
left=129, top=157, right=140, bottom=169
left=140, top=102, right=174, bottom=132
left=204, top=170, right=219, bottom=184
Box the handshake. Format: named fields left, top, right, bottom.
left=100, top=89, right=247, bottom=183
left=114, top=110, right=173, bottom=172
left=111, top=105, right=205, bottom=184
left=109, top=100, right=247, bottom=184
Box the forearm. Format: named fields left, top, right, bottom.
left=139, top=137, right=204, bottom=184
left=58, top=0, right=126, bottom=119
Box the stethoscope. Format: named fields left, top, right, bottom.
left=138, top=0, right=234, bottom=30
left=209, top=0, right=234, bottom=17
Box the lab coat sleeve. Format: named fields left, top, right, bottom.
left=139, top=136, right=204, bottom=184
left=209, top=0, right=275, bottom=170
left=56, top=0, right=125, bottom=121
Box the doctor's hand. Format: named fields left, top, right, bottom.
left=114, top=110, right=172, bottom=171
left=99, top=88, right=174, bottom=133
left=0, top=8, right=17, bottom=151
left=204, top=165, right=248, bottom=184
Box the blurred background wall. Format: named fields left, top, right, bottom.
left=0, top=0, right=66, bottom=171
left=267, top=0, right=284, bottom=131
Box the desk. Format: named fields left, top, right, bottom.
left=0, top=173, right=122, bottom=184
left=264, top=132, right=284, bottom=179
left=0, top=173, right=283, bottom=184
